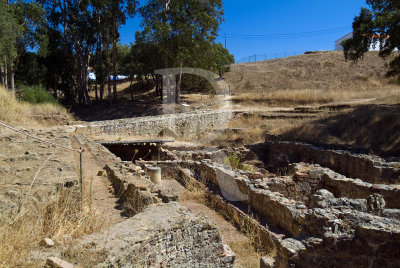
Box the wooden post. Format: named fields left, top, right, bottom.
left=79, top=148, right=83, bottom=210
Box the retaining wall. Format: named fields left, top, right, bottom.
left=76, top=110, right=232, bottom=139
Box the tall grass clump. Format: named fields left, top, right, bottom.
left=0, top=85, right=30, bottom=124
left=0, top=86, right=69, bottom=125
left=0, top=188, right=100, bottom=267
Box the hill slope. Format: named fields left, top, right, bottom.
left=224, top=51, right=395, bottom=93
left=0, top=86, right=70, bottom=126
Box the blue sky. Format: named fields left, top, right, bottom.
left=119, top=0, right=368, bottom=62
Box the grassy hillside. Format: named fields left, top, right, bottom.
left=224, top=51, right=400, bottom=106
left=0, top=86, right=71, bottom=126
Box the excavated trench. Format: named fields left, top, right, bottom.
left=100, top=140, right=172, bottom=162
left=95, top=138, right=400, bottom=267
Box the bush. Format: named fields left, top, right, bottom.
left=224, top=154, right=241, bottom=170
left=388, top=77, right=400, bottom=85
left=18, top=85, right=58, bottom=105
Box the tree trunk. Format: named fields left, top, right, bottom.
left=76, top=46, right=84, bottom=105
left=4, top=64, right=8, bottom=89
left=100, top=84, right=104, bottom=100
left=94, top=7, right=100, bottom=101
left=104, top=17, right=111, bottom=106
left=130, top=79, right=134, bottom=102
left=163, top=54, right=173, bottom=103
left=0, top=66, right=4, bottom=86
left=83, top=48, right=91, bottom=106
left=112, top=20, right=117, bottom=103
left=10, top=65, right=15, bottom=95
left=95, top=84, right=98, bottom=100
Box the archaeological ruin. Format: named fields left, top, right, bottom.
left=67, top=109, right=400, bottom=267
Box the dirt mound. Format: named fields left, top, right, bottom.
left=224, top=51, right=394, bottom=93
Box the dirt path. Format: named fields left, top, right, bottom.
left=70, top=138, right=124, bottom=227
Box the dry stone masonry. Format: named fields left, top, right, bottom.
left=149, top=141, right=400, bottom=267
left=80, top=203, right=235, bottom=268
left=73, top=134, right=235, bottom=267
left=76, top=110, right=232, bottom=139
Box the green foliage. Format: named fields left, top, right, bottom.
left=0, top=1, right=22, bottom=66
left=137, top=0, right=229, bottom=98
left=240, top=164, right=258, bottom=172
left=224, top=154, right=241, bottom=170
left=18, top=85, right=58, bottom=105
left=211, top=43, right=235, bottom=77
left=15, top=52, right=46, bottom=86
left=224, top=154, right=258, bottom=172
left=344, top=0, right=400, bottom=80
left=7, top=0, right=232, bottom=106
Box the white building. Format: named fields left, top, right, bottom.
left=335, top=32, right=385, bottom=51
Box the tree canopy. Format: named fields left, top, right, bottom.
left=0, top=0, right=234, bottom=107
left=343, top=0, right=400, bottom=80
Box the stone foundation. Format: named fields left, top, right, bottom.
left=250, top=141, right=400, bottom=184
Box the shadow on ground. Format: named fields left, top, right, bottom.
left=281, top=104, right=400, bottom=157
left=72, top=80, right=168, bottom=121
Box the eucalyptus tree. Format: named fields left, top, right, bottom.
left=0, top=0, right=45, bottom=94
left=40, top=0, right=107, bottom=105
left=139, top=0, right=224, bottom=103
left=0, top=0, right=21, bottom=88
left=107, top=0, right=138, bottom=103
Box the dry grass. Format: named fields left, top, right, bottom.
left=178, top=174, right=207, bottom=203
left=225, top=51, right=396, bottom=93
left=0, top=188, right=100, bottom=267
left=282, top=104, right=400, bottom=156
left=209, top=114, right=315, bottom=146
left=0, top=86, right=71, bottom=126
left=224, top=51, right=400, bottom=107
left=229, top=239, right=264, bottom=268
left=232, top=86, right=400, bottom=107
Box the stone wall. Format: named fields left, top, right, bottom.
left=254, top=141, right=400, bottom=184
left=73, top=135, right=176, bottom=216
left=80, top=203, right=235, bottom=267
left=323, top=168, right=400, bottom=209
left=146, top=158, right=400, bottom=267
left=74, top=135, right=235, bottom=267
left=76, top=110, right=232, bottom=140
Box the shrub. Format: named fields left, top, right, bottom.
left=18, top=85, right=58, bottom=105
left=224, top=154, right=241, bottom=170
